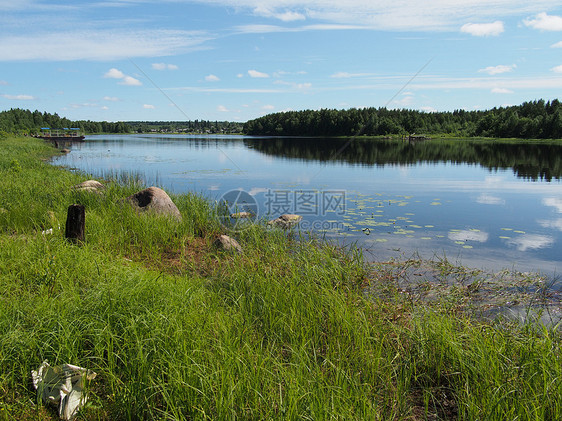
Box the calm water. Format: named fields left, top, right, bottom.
left=52, top=134, right=562, bottom=276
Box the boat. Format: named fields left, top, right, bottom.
left=35, top=127, right=85, bottom=142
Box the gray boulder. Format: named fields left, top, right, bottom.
left=214, top=234, right=242, bottom=253
left=268, top=214, right=302, bottom=229
left=72, top=180, right=105, bottom=193
left=126, top=187, right=182, bottom=222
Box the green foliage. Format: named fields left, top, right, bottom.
left=243, top=99, right=562, bottom=139
left=126, top=119, right=244, bottom=134
left=0, top=135, right=561, bottom=419
left=0, top=108, right=131, bottom=134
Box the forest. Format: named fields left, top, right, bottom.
left=126, top=120, right=244, bottom=134
left=0, top=108, right=131, bottom=134
left=243, top=99, right=562, bottom=139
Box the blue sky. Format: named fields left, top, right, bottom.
left=1, top=0, right=562, bottom=122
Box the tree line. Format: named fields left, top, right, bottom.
left=126, top=120, right=244, bottom=134
left=243, top=99, right=562, bottom=139
left=0, top=108, right=131, bottom=134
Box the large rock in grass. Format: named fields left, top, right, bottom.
left=126, top=187, right=182, bottom=222
left=268, top=214, right=302, bottom=229
left=72, top=180, right=105, bottom=193
left=214, top=234, right=242, bottom=253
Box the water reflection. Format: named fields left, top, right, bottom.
left=52, top=134, right=562, bottom=276
left=245, top=137, right=562, bottom=181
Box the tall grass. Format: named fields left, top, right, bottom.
left=0, top=135, right=561, bottom=420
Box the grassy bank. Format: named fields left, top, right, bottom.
left=0, top=135, right=561, bottom=420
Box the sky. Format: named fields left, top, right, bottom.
left=1, top=0, right=562, bottom=122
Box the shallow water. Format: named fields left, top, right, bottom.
left=52, top=134, right=562, bottom=278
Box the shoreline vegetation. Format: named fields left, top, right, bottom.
left=3, top=99, right=562, bottom=139
left=1, top=135, right=561, bottom=419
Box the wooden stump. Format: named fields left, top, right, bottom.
left=65, top=204, right=85, bottom=243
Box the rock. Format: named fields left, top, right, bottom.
left=230, top=211, right=253, bottom=219
left=268, top=214, right=302, bottom=229
left=72, top=180, right=105, bottom=193
left=214, top=234, right=242, bottom=253
left=61, top=148, right=71, bottom=154
left=126, top=186, right=182, bottom=222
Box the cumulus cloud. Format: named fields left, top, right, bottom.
left=460, top=21, right=504, bottom=36
left=143, top=104, right=155, bottom=109
left=248, top=69, right=270, bottom=78
left=152, top=62, right=179, bottom=70
left=262, top=104, right=275, bottom=110
left=121, top=75, right=142, bottom=86
left=103, top=96, right=119, bottom=101
left=104, top=68, right=142, bottom=86
left=551, top=41, right=562, bottom=48
left=478, top=64, right=516, bottom=75
left=104, top=68, right=125, bottom=79
left=524, top=12, right=562, bottom=31
left=217, top=105, right=229, bottom=112
left=551, top=65, right=562, bottom=73
left=205, top=74, right=220, bottom=82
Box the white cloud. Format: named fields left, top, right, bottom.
left=524, top=12, right=562, bottom=31
left=253, top=5, right=305, bottom=22
left=217, top=105, right=229, bottom=112
left=0, top=80, right=8, bottom=85
left=478, top=64, right=516, bottom=75
left=1, top=94, right=35, bottom=100
left=248, top=69, right=270, bottom=78
left=143, top=104, right=155, bottom=109
left=419, top=106, right=437, bottom=112
left=448, top=230, right=489, bottom=243
left=491, top=87, right=514, bottom=94
left=205, top=74, right=220, bottom=82
left=121, top=75, right=142, bottom=86
left=551, top=41, right=562, bottom=48
left=104, top=68, right=142, bottom=86
left=101, top=106, right=109, bottom=110
left=236, top=73, right=244, bottom=78
left=104, top=68, right=125, bottom=79
left=0, top=29, right=210, bottom=61
left=152, top=62, right=179, bottom=70
left=505, top=234, right=554, bottom=251
left=331, top=72, right=371, bottom=78
left=103, top=96, right=119, bottom=101
left=461, top=21, right=504, bottom=36
left=551, top=65, right=562, bottom=73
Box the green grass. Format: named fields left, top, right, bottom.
left=0, top=135, right=561, bottom=420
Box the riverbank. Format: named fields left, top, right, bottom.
left=1, top=135, right=561, bottom=419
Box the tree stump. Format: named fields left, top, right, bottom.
left=65, top=204, right=85, bottom=244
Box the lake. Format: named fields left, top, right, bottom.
left=52, top=134, right=562, bottom=277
